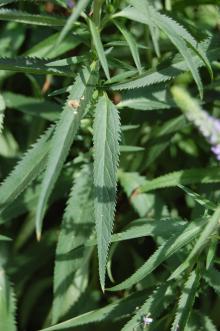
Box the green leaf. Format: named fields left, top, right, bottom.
left=117, top=84, right=174, bottom=111
left=0, top=125, right=54, bottom=216
left=178, top=184, right=216, bottom=211
left=40, top=289, right=149, bottom=331
left=117, top=96, right=173, bottom=111
left=120, top=1, right=212, bottom=97
left=93, top=94, right=121, bottom=290
left=25, top=32, right=81, bottom=59
left=109, top=39, right=219, bottom=91
left=52, top=165, right=94, bottom=323
left=145, top=115, right=186, bottom=166
left=2, top=92, right=60, bottom=121
left=119, top=171, right=155, bottom=217
left=170, top=206, right=220, bottom=280
left=140, top=167, right=220, bottom=193
left=0, top=269, right=16, bottom=331
left=0, top=9, right=65, bottom=26
left=198, top=315, right=218, bottom=331
left=122, top=282, right=169, bottom=331
left=206, top=237, right=217, bottom=269
left=155, top=13, right=212, bottom=81
left=89, top=19, right=110, bottom=80
left=129, top=0, right=160, bottom=57
left=46, top=55, right=86, bottom=67
left=36, top=63, right=98, bottom=240
left=171, top=269, right=200, bottom=331
left=108, top=218, right=204, bottom=291
left=141, top=1, right=212, bottom=78
left=111, top=218, right=186, bottom=243
left=0, top=163, right=72, bottom=225
left=0, top=235, right=11, bottom=242
left=114, top=21, right=142, bottom=73
left=56, top=0, right=90, bottom=45
left=60, top=217, right=187, bottom=259
left=153, top=15, right=204, bottom=97
left=0, top=57, right=74, bottom=76
left=204, top=267, right=220, bottom=296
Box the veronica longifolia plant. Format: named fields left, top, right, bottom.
left=0, top=0, right=220, bottom=330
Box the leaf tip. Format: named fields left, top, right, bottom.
left=36, top=230, right=41, bottom=242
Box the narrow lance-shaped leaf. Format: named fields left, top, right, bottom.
left=2, top=92, right=61, bottom=121
left=206, top=237, right=217, bottom=269
left=58, top=217, right=187, bottom=260
left=0, top=163, right=72, bottom=225
left=0, top=235, right=11, bottom=242
left=153, top=10, right=213, bottom=80
left=0, top=268, right=16, bottom=331
left=122, top=283, right=169, bottom=331
left=108, top=218, right=205, bottom=291
left=140, top=167, right=220, bottom=193
left=24, top=31, right=81, bottom=59
left=0, top=9, right=66, bottom=26
left=169, top=205, right=220, bottom=280
left=0, top=125, right=54, bottom=216
left=178, top=184, right=216, bottom=211
left=131, top=0, right=212, bottom=77
left=36, top=63, right=98, bottom=240
left=56, top=0, right=90, bottom=46
left=129, top=0, right=160, bottom=57
left=0, top=57, right=73, bottom=76
left=145, top=115, right=186, bottom=167
left=149, top=9, right=203, bottom=98
left=129, top=0, right=212, bottom=97
left=119, top=171, right=155, bottom=217
left=39, top=290, right=149, bottom=331
left=109, top=44, right=220, bottom=90
left=204, top=267, right=220, bottom=296
left=89, top=19, right=110, bottom=80
left=198, top=315, right=218, bottom=331
left=93, top=94, right=121, bottom=291
left=52, top=165, right=95, bottom=323
left=114, top=21, right=142, bottom=73
left=171, top=269, right=200, bottom=331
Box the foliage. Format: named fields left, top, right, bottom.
left=0, top=0, right=220, bottom=330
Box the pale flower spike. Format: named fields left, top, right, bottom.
left=172, top=86, right=220, bottom=161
